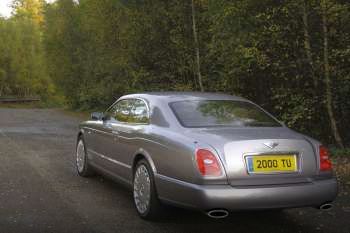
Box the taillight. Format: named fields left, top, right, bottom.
left=319, top=145, right=332, bottom=171
left=195, top=149, right=222, bottom=176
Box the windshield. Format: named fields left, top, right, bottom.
left=170, top=100, right=281, bottom=128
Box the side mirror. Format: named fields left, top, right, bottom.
left=91, top=112, right=104, bottom=121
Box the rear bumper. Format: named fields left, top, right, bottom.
left=155, top=175, right=338, bottom=211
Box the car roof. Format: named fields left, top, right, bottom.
left=120, top=92, right=248, bottom=103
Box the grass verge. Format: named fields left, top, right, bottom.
left=0, top=102, right=43, bottom=108
left=59, top=109, right=90, bottom=120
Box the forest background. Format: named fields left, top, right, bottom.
left=0, top=0, right=349, bottom=150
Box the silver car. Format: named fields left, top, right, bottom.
left=76, top=92, right=337, bottom=219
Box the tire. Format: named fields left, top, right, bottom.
left=76, top=136, right=94, bottom=177
left=133, top=159, right=163, bottom=220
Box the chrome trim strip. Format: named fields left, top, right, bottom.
left=90, top=162, right=132, bottom=186
left=83, top=127, right=115, bottom=136
left=155, top=174, right=197, bottom=189
left=83, top=126, right=170, bottom=150
left=87, top=149, right=131, bottom=169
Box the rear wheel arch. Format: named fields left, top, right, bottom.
left=132, top=150, right=157, bottom=176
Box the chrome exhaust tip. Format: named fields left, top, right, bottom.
left=207, top=209, right=229, bottom=219
left=318, top=203, right=333, bottom=210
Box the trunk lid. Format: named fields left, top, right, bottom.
left=185, top=127, right=318, bottom=186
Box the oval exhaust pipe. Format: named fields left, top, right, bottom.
left=207, top=209, right=229, bottom=219
left=318, top=203, right=333, bottom=210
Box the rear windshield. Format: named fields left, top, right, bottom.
left=170, top=100, right=281, bottom=128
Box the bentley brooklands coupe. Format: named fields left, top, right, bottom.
left=75, top=92, right=337, bottom=219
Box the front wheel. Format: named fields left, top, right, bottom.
left=76, top=137, right=94, bottom=177
left=133, top=159, right=163, bottom=220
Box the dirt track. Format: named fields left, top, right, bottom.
left=0, top=108, right=349, bottom=233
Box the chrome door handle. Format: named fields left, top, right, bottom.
left=112, top=130, right=119, bottom=135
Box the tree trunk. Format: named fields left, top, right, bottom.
left=191, top=0, right=204, bottom=92
left=302, top=0, right=317, bottom=88
left=321, top=0, right=344, bottom=148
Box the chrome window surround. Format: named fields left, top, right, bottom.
left=105, top=97, right=151, bottom=125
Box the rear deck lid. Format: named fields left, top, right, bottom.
left=223, top=138, right=317, bottom=186
left=185, top=127, right=318, bottom=186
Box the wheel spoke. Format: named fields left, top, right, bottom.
left=76, top=140, right=85, bottom=173
left=133, top=164, right=151, bottom=214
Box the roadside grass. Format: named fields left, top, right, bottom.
left=330, top=146, right=350, bottom=201
left=0, top=101, right=90, bottom=121
left=331, top=147, right=350, bottom=188
left=0, top=102, right=91, bottom=121
left=334, top=156, right=350, bottom=181
left=0, top=102, right=43, bottom=109
left=333, top=157, right=350, bottom=205
left=59, top=109, right=90, bottom=120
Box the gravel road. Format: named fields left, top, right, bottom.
left=0, top=108, right=349, bottom=233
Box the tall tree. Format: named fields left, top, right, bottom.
left=40, top=0, right=350, bottom=146
left=11, top=0, right=45, bottom=26
left=302, top=0, right=317, bottom=88
left=321, top=0, right=344, bottom=148
left=191, top=0, right=204, bottom=92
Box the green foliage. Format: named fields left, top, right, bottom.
left=0, top=0, right=60, bottom=106
left=330, top=147, right=350, bottom=158
left=1, top=0, right=349, bottom=146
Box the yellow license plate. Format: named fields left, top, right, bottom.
left=247, top=155, right=297, bottom=173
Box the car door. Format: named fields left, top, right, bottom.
left=91, top=99, right=132, bottom=182
left=106, top=98, right=150, bottom=182
left=83, top=119, right=106, bottom=165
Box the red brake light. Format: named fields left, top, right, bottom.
left=196, top=149, right=222, bottom=176
left=319, top=145, right=332, bottom=171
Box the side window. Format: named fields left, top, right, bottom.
left=109, top=99, right=149, bottom=124
left=112, top=99, right=132, bottom=122
left=129, top=99, right=149, bottom=124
